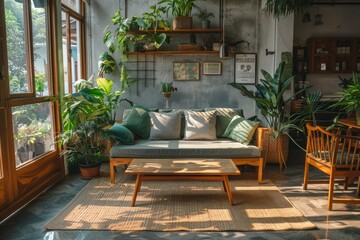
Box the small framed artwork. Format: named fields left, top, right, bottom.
left=234, top=53, right=257, bottom=84
left=173, top=62, right=200, bottom=81
left=202, top=62, right=222, bottom=75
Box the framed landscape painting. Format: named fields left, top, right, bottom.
left=202, top=62, right=222, bottom=75
left=173, top=62, right=200, bottom=80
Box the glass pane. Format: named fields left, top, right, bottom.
left=62, top=14, right=82, bottom=94
left=61, top=12, right=72, bottom=93
left=70, top=17, right=82, bottom=84
left=5, top=0, right=29, bottom=94
left=61, top=0, right=81, bottom=13
left=32, top=0, right=50, bottom=96
left=12, top=102, right=55, bottom=167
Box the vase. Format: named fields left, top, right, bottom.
left=356, top=108, right=360, bottom=125
left=202, top=20, right=210, bottom=29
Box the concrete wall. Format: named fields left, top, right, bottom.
left=294, top=5, right=360, bottom=96
left=87, top=0, right=294, bottom=121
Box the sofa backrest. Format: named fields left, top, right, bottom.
left=122, top=107, right=245, bottom=139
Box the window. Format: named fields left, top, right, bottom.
left=62, top=1, right=85, bottom=94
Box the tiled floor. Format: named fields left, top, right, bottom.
left=0, top=148, right=359, bottom=240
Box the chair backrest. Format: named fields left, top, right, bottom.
left=306, top=123, right=360, bottom=171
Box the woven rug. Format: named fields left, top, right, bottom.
left=46, top=174, right=316, bottom=231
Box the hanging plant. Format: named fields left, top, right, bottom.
left=265, top=0, right=312, bottom=18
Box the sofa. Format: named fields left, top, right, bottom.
left=108, top=106, right=264, bottom=184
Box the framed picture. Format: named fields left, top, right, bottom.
left=202, top=62, right=222, bottom=75
left=173, top=62, right=200, bottom=81
left=234, top=53, right=257, bottom=84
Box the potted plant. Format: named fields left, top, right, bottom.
left=160, top=0, right=198, bottom=29
left=265, top=0, right=312, bottom=18
left=160, top=80, right=177, bottom=98
left=142, top=4, right=170, bottom=30
left=57, top=79, right=108, bottom=179
left=332, top=73, right=360, bottom=125
left=229, top=62, right=309, bottom=169
left=14, top=120, right=51, bottom=163
left=193, top=6, right=214, bottom=29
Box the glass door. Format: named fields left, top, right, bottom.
left=0, top=0, right=64, bottom=221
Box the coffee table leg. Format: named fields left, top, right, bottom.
left=131, top=174, right=142, bottom=207
left=223, top=175, right=234, bottom=205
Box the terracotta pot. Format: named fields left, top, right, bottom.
left=162, top=92, right=172, bottom=98
left=79, top=163, right=101, bottom=179
left=173, top=16, right=192, bottom=30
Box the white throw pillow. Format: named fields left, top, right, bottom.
left=184, top=110, right=217, bottom=140
left=149, top=112, right=181, bottom=140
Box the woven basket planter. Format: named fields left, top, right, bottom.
left=257, top=127, right=289, bottom=169
left=173, top=16, right=192, bottom=29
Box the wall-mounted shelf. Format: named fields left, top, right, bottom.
left=127, top=29, right=222, bottom=35
left=126, top=50, right=219, bottom=55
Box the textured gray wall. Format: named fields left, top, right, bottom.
left=87, top=0, right=259, bottom=120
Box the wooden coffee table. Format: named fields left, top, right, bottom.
left=125, top=158, right=241, bottom=207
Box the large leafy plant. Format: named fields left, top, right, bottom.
left=58, top=74, right=131, bottom=167
left=229, top=62, right=309, bottom=138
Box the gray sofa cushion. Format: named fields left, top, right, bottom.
left=184, top=110, right=217, bottom=140
left=110, top=139, right=261, bottom=158
left=149, top=112, right=181, bottom=140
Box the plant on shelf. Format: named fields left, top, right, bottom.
left=159, top=0, right=198, bottom=29
left=193, top=6, right=214, bottom=29
left=142, top=4, right=170, bottom=30
left=229, top=62, right=309, bottom=169
left=332, top=73, right=360, bottom=125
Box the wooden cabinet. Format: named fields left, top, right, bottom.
left=307, top=38, right=360, bottom=73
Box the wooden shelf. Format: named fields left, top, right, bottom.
left=127, top=29, right=222, bottom=34
left=126, top=50, right=219, bottom=55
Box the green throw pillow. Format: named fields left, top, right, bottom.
left=122, top=106, right=151, bottom=139
left=205, top=108, right=244, bottom=137
left=107, top=123, right=135, bottom=145
left=223, top=115, right=259, bottom=145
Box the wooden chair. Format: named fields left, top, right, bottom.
left=303, top=123, right=360, bottom=210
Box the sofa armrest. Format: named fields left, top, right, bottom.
left=255, top=127, right=270, bottom=152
